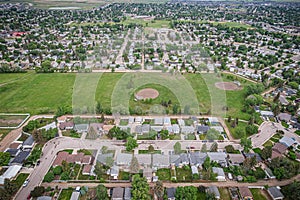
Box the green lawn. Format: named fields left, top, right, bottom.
left=138, top=149, right=161, bottom=154
left=156, top=168, right=171, bottom=181
left=250, top=189, right=267, bottom=200
left=0, top=129, right=11, bottom=142
left=263, top=140, right=273, bottom=147
left=211, top=21, right=252, bottom=29
left=225, top=121, right=249, bottom=139
left=58, top=189, right=73, bottom=200
left=122, top=19, right=170, bottom=28
left=12, top=173, right=29, bottom=188
left=176, top=167, right=192, bottom=182
left=219, top=188, right=231, bottom=200
left=0, top=73, right=255, bottom=119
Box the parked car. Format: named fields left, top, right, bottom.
left=23, top=179, right=29, bottom=187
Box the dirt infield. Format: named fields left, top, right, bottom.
left=135, top=88, right=159, bottom=100
left=215, top=82, right=241, bottom=91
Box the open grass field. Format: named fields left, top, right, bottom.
left=0, top=72, right=254, bottom=119
left=123, top=19, right=171, bottom=28
left=250, top=189, right=268, bottom=200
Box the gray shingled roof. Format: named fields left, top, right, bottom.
left=268, top=187, right=284, bottom=199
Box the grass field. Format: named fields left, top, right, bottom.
left=250, top=189, right=267, bottom=200
left=211, top=21, right=252, bottom=29
left=0, top=72, right=254, bottom=119
left=123, top=19, right=170, bottom=28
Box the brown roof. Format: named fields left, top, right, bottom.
left=271, top=150, right=282, bottom=159
left=82, top=164, right=92, bottom=174
left=59, top=121, right=74, bottom=130
left=57, top=116, right=67, bottom=122
left=228, top=154, right=245, bottom=164
left=82, top=155, right=92, bottom=164
left=103, top=125, right=114, bottom=132
left=272, top=143, right=288, bottom=154
left=239, top=187, right=253, bottom=199
left=52, top=151, right=69, bottom=166
left=9, top=142, right=22, bottom=149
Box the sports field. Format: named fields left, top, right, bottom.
left=0, top=72, right=254, bottom=119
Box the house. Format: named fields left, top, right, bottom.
left=124, top=188, right=131, bottom=200
left=166, top=187, right=176, bottom=200
left=52, top=151, right=91, bottom=166
left=89, top=123, right=104, bottom=135
left=5, top=148, right=20, bottom=157
left=212, top=167, right=226, bottom=181
left=97, top=153, right=114, bottom=166
left=82, top=165, right=93, bottom=176
left=277, top=113, right=291, bottom=122
left=208, top=117, right=219, bottom=125
left=207, top=152, right=227, bottom=167
left=116, top=153, right=132, bottom=166
left=38, top=122, right=56, bottom=131
left=228, top=154, right=245, bottom=166
left=109, top=165, right=119, bottom=179
left=191, top=166, right=198, bottom=174
left=207, top=186, right=220, bottom=199
left=279, top=95, right=289, bottom=105
left=196, top=125, right=210, bottom=134
left=171, top=153, right=189, bottom=167
left=57, top=116, right=67, bottom=123
left=244, top=153, right=262, bottom=163
left=267, top=187, right=284, bottom=200
left=22, top=135, right=34, bottom=150
left=154, top=117, right=163, bottom=125
left=260, top=111, right=274, bottom=118
left=152, top=154, right=170, bottom=168
left=177, top=119, right=185, bottom=127
left=279, top=136, right=297, bottom=147
left=164, top=117, right=171, bottom=125
left=265, top=167, right=276, bottom=179
left=59, top=121, right=74, bottom=130
left=239, top=187, right=253, bottom=200
left=70, top=191, right=80, bottom=200
left=189, top=152, right=207, bottom=167
left=135, top=117, right=143, bottom=124
left=0, top=165, right=22, bottom=184
left=181, top=126, right=195, bottom=134
left=172, top=124, right=180, bottom=134
left=272, top=143, right=288, bottom=159
left=9, top=142, right=22, bottom=150
left=136, top=154, right=151, bottom=167
left=112, top=187, right=124, bottom=200
left=74, top=124, right=89, bottom=133
left=143, top=167, right=153, bottom=182
left=11, top=151, right=30, bottom=165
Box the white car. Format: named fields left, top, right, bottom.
left=23, top=179, right=29, bottom=187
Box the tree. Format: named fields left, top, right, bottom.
left=105, top=157, right=114, bottom=168
left=43, top=172, right=54, bottom=182
left=129, top=156, right=139, bottom=173
left=4, top=179, right=17, bottom=195
left=261, top=146, right=272, bottom=160
left=273, top=92, right=280, bottom=102
left=62, top=160, right=70, bottom=172
left=174, top=142, right=181, bottom=154
left=125, top=137, right=138, bottom=151
left=241, top=137, right=252, bottom=153
left=201, top=144, right=207, bottom=152
left=243, top=156, right=257, bottom=170
left=101, top=146, right=108, bottom=154
left=154, top=181, right=164, bottom=199
left=282, top=181, right=300, bottom=200
left=53, top=166, right=62, bottom=175
left=227, top=116, right=232, bottom=123
left=210, top=142, right=218, bottom=152
left=245, top=125, right=258, bottom=135
left=173, top=104, right=179, bottom=114
left=60, top=171, right=70, bottom=180
left=206, top=129, right=220, bottom=140
left=96, top=101, right=103, bottom=114
left=175, top=186, right=198, bottom=200
left=30, top=186, right=45, bottom=198
left=225, top=145, right=235, bottom=153
left=0, top=188, right=10, bottom=200
left=131, top=175, right=150, bottom=200
left=96, top=184, right=109, bottom=200
left=0, top=152, right=10, bottom=166
left=160, top=130, right=169, bottom=140
left=148, top=145, right=154, bottom=153
left=203, top=157, right=211, bottom=171
left=108, top=126, right=129, bottom=140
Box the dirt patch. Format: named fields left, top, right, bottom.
left=135, top=88, right=159, bottom=100
left=215, top=82, right=242, bottom=91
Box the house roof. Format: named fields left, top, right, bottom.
left=207, top=186, right=220, bottom=198
left=189, top=152, right=207, bottom=166
left=11, top=151, right=30, bottom=164
left=143, top=167, right=152, bottom=178
left=277, top=113, right=291, bottom=122
left=260, top=111, right=274, bottom=116
left=197, top=125, right=210, bottom=133
left=116, top=153, right=132, bottom=165
left=9, top=142, right=22, bottom=149
left=167, top=188, right=176, bottom=198
left=279, top=136, right=296, bottom=147
left=172, top=153, right=189, bottom=166
left=59, top=121, right=74, bottom=129
left=110, top=165, right=119, bottom=176
left=212, top=167, right=225, bottom=177
left=152, top=154, right=170, bottom=167
left=53, top=151, right=69, bottom=166
left=272, top=143, right=288, bottom=154
left=70, top=191, right=80, bottom=200
left=97, top=153, right=114, bottom=164
left=112, top=187, right=124, bottom=199
left=268, top=187, right=284, bottom=199
left=207, top=152, right=227, bottom=163
left=151, top=126, right=163, bottom=132
left=38, top=122, right=56, bottom=131
left=154, top=117, right=163, bottom=125
left=164, top=117, right=171, bottom=125
left=37, top=196, right=52, bottom=200
left=191, top=166, right=198, bottom=174
left=239, top=187, right=253, bottom=199
left=271, top=150, right=283, bottom=159
left=0, top=165, right=22, bottom=184
left=136, top=154, right=151, bottom=166
left=74, top=124, right=89, bottom=132
left=5, top=148, right=20, bottom=157
left=23, top=135, right=34, bottom=147
left=181, top=126, right=195, bottom=134
left=124, top=188, right=131, bottom=200
left=228, top=154, right=245, bottom=164
left=244, top=153, right=262, bottom=162
left=82, top=164, right=92, bottom=174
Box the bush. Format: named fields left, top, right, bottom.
left=60, top=172, right=70, bottom=180
left=43, top=172, right=54, bottom=183
left=30, top=186, right=45, bottom=197
left=53, top=166, right=63, bottom=175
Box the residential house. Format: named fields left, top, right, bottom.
left=136, top=154, right=151, bottom=167
left=57, top=116, right=67, bottom=123
left=228, top=154, right=245, bottom=166
left=189, top=152, right=207, bottom=167
left=11, top=151, right=30, bottom=165
left=239, top=187, right=253, bottom=200
left=181, top=126, right=195, bottom=134
left=59, top=121, right=74, bottom=130
left=166, top=188, right=176, bottom=200
left=22, top=135, right=34, bottom=150
left=152, top=154, right=170, bottom=169
left=164, top=117, right=171, bottom=125
left=279, top=136, right=297, bottom=148
left=38, top=122, right=56, bottom=131
left=154, top=117, right=163, bottom=125
left=97, top=153, right=114, bottom=166
left=244, top=153, right=262, bottom=163
left=196, top=125, right=210, bottom=134
left=171, top=153, right=189, bottom=167
left=52, top=151, right=92, bottom=167
left=172, top=124, right=180, bottom=134
left=112, top=187, right=124, bottom=200
left=272, top=143, right=288, bottom=159
left=116, top=153, right=132, bottom=166
left=135, top=117, right=143, bottom=124
left=207, top=152, right=227, bottom=167
left=265, top=167, right=276, bottom=179
left=5, top=148, right=20, bottom=157
left=151, top=126, right=163, bottom=132
left=207, top=186, right=220, bottom=199
left=177, top=119, right=185, bottom=127
left=143, top=167, right=153, bottom=182
left=74, top=124, right=89, bottom=133
left=82, top=165, right=93, bottom=176
left=277, top=113, right=291, bottom=122
left=89, top=123, right=104, bottom=135
left=109, top=165, right=119, bottom=180
left=124, top=188, right=131, bottom=200
left=0, top=165, right=22, bottom=184
left=212, top=167, right=226, bottom=181
left=267, top=187, right=284, bottom=200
